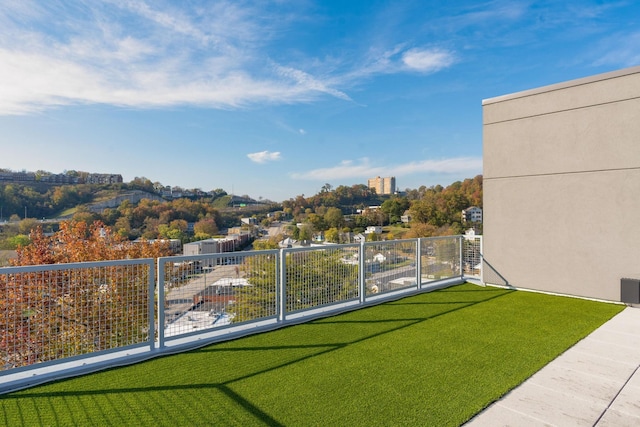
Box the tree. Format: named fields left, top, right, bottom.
left=72, top=206, right=98, bottom=224
left=1, top=220, right=172, bottom=368
left=253, top=238, right=280, bottom=250
left=210, top=188, right=227, bottom=199
left=101, top=207, right=121, bottom=225
left=129, top=177, right=154, bottom=192
left=6, top=234, right=30, bottom=249
left=381, top=198, right=410, bottom=224
left=325, top=227, right=339, bottom=243
left=366, top=232, right=380, bottom=242
left=114, top=217, right=132, bottom=239
left=306, top=213, right=326, bottom=232
left=362, top=208, right=386, bottom=227
left=158, top=219, right=188, bottom=241
left=193, top=217, right=218, bottom=239
left=324, top=207, right=344, bottom=229
left=18, top=218, right=40, bottom=235
left=289, top=224, right=300, bottom=240
left=352, top=214, right=370, bottom=229
left=12, top=220, right=169, bottom=265
left=298, top=224, right=313, bottom=241
left=405, top=223, right=438, bottom=238
left=141, top=217, right=161, bottom=239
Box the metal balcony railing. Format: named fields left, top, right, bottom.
left=0, top=235, right=482, bottom=393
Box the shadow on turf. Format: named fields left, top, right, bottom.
left=1, top=287, right=514, bottom=425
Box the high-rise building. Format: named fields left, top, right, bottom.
left=367, top=176, right=396, bottom=195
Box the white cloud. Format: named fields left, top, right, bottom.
left=247, top=151, right=282, bottom=164
left=0, top=1, right=462, bottom=115
left=0, top=0, right=464, bottom=115
left=0, top=1, right=352, bottom=115
left=299, top=129, right=306, bottom=135
left=275, top=65, right=352, bottom=101
left=340, top=44, right=456, bottom=84
left=402, top=48, right=455, bottom=72
left=291, top=157, right=481, bottom=180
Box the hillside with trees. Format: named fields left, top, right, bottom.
left=0, top=171, right=278, bottom=250
left=0, top=167, right=482, bottom=253
left=270, top=175, right=482, bottom=243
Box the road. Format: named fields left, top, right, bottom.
left=267, top=221, right=289, bottom=238
left=163, top=264, right=242, bottom=322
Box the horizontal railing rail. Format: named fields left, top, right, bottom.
left=0, top=235, right=481, bottom=394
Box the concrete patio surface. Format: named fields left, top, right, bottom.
left=465, top=306, right=640, bottom=426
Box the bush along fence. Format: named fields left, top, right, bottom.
left=0, top=235, right=482, bottom=393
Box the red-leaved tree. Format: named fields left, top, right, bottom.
left=0, top=220, right=171, bottom=369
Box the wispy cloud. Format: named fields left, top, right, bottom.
left=0, top=1, right=348, bottom=115
left=290, top=157, right=482, bottom=180
left=0, top=1, right=459, bottom=116
left=247, top=151, right=282, bottom=164
left=592, top=31, right=640, bottom=68
left=274, top=65, right=352, bottom=101
left=402, top=48, right=455, bottom=72
left=340, top=45, right=456, bottom=83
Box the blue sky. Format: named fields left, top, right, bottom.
left=1, top=1, right=639, bottom=201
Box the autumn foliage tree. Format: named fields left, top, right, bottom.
left=12, top=220, right=170, bottom=265
left=0, top=220, right=171, bottom=369
left=406, top=175, right=482, bottom=237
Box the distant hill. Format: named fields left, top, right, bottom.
left=85, top=190, right=164, bottom=214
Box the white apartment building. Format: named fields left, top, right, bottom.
left=462, top=206, right=483, bottom=223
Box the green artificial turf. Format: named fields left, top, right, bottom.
left=0, top=284, right=624, bottom=426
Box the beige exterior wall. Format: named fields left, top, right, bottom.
left=483, top=66, right=640, bottom=301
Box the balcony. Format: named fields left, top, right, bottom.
left=0, top=235, right=637, bottom=425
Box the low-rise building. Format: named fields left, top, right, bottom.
left=241, top=217, right=258, bottom=225
left=365, top=226, right=383, bottom=235
left=183, top=239, right=222, bottom=256
left=462, top=206, right=483, bottom=223
left=183, top=233, right=251, bottom=256
left=85, top=174, right=123, bottom=184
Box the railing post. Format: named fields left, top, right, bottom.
left=157, top=258, right=166, bottom=350
left=148, top=259, right=156, bottom=352
left=278, top=249, right=286, bottom=322
left=459, top=236, right=464, bottom=279
left=479, top=236, right=484, bottom=284
left=359, top=241, right=366, bottom=304
left=416, top=238, right=422, bottom=289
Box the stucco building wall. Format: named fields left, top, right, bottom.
left=482, top=66, right=640, bottom=301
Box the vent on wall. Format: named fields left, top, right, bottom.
left=621, top=278, right=640, bottom=304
